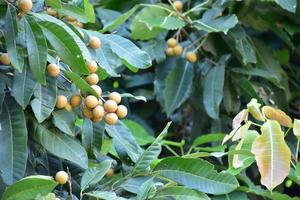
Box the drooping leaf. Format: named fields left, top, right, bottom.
left=246, top=98, right=265, bottom=121
left=52, top=110, right=76, bottom=136
left=2, top=175, right=57, bottom=200
left=30, top=76, right=57, bottom=123
left=262, top=106, right=292, bottom=128
left=24, top=16, right=48, bottom=84
left=203, top=58, right=226, bottom=119
left=154, top=157, right=239, bottom=195
left=251, top=120, right=291, bottom=191
left=31, top=119, right=88, bottom=169
left=4, top=6, right=24, bottom=71
left=81, top=160, right=112, bottom=191
left=153, top=186, right=210, bottom=200
left=164, top=60, right=193, bottom=116
left=103, top=34, right=152, bottom=70
left=132, top=122, right=171, bottom=175
left=0, top=96, right=28, bottom=185
left=293, top=119, right=300, bottom=137
left=12, top=62, right=37, bottom=109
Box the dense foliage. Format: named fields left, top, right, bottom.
left=0, top=0, right=300, bottom=199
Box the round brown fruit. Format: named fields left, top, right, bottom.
left=89, top=36, right=101, bottom=49
left=91, top=85, right=102, bottom=96
left=82, top=106, right=93, bottom=119
left=47, top=63, right=60, bottom=77
left=166, top=48, right=175, bottom=56
left=86, top=73, right=99, bottom=85
left=55, top=171, right=68, bottom=185
left=86, top=60, right=98, bottom=73
left=104, top=100, right=118, bottom=113
left=106, top=168, right=114, bottom=177
left=174, top=1, right=183, bottom=12
left=56, top=95, right=68, bottom=109
left=105, top=113, right=118, bottom=125
left=186, top=52, right=197, bottom=63
left=92, top=105, right=105, bottom=119
left=18, top=0, right=32, bottom=13
left=167, top=38, right=177, bottom=48
left=173, top=45, right=183, bottom=56
left=65, top=102, right=72, bottom=112
left=116, top=105, right=128, bottom=119
left=1, top=53, right=10, bottom=65
left=108, top=92, right=121, bottom=104
left=70, top=95, right=82, bottom=107
left=65, top=16, right=76, bottom=22
left=85, top=95, right=98, bottom=109
left=46, top=8, right=57, bottom=16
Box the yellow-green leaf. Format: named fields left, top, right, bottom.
left=262, top=106, right=292, bottom=128
left=247, top=98, right=264, bottom=121
left=293, top=119, right=300, bottom=137
left=251, top=120, right=291, bottom=191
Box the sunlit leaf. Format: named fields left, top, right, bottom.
left=262, top=106, right=292, bottom=128
left=293, top=119, right=300, bottom=137
left=246, top=98, right=265, bottom=121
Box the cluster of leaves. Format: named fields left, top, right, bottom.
left=1, top=0, right=300, bottom=199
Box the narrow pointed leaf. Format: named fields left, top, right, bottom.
left=251, top=120, right=291, bottom=191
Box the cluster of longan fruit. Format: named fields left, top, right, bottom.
left=46, top=8, right=84, bottom=28
left=165, top=38, right=198, bottom=63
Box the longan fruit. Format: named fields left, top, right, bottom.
left=116, top=105, right=128, bottom=119
left=91, top=85, right=102, bottom=96
left=104, top=100, right=118, bottom=113
left=105, top=113, right=118, bottom=125
left=89, top=36, right=101, bottom=49
left=46, top=8, right=57, bottom=17
left=56, top=95, right=68, bottom=109
left=106, top=168, right=114, bottom=177
left=55, top=171, right=68, bottom=185
left=65, top=102, right=72, bottom=112
left=18, top=0, right=32, bottom=13
left=70, top=95, right=82, bottom=107
left=167, top=38, right=177, bottom=48
left=186, top=52, right=197, bottom=63
left=75, top=22, right=83, bottom=28
left=173, top=45, right=183, bottom=56
left=98, top=99, right=103, bottom=106
left=174, top=1, right=183, bottom=12
left=86, top=73, right=99, bottom=85
left=85, top=95, right=98, bottom=109
left=1, top=53, right=10, bottom=65
left=166, top=48, right=175, bottom=56
left=108, top=92, right=121, bottom=104
left=47, top=63, right=60, bottom=77
left=92, top=105, right=105, bottom=119
left=86, top=60, right=98, bottom=73
left=82, top=106, right=93, bottom=119
left=65, top=16, right=76, bottom=22
left=92, top=116, right=102, bottom=123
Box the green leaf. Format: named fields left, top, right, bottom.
left=85, top=191, right=126, bottom=200
left=52, top=110, right=76, bottom=136
left=274, top=0, right=297, bottom=13
left=193, top=15, right=238, bottom=34
left=164, top=60, right=193, bottom=116
left=24, top=16, right=48, bottom=84
left=293, top=119, right=300, bottom=137
left=12, top=63, right=37, bottom=109
left=58, top=4, right=89, bottom=23
left=120, top=93, right=147, bottom=102
left=239, top=78, right=263, bottom=105
left=130, top=6, right=167, bottom=40
left=33, top=13, right=90, bottom=75
left=83, top=0, right=95, bottom=23
left=192, top=133, right=224, bottom=147
left=103, top=34, right=152, bottom=70
left=203, top=57, right=226, bottom=119
left=45, top=0, right=61, bottom=8
left=212, top=191, right=248, bottom=200
left=154, top=157, right=239, bottom=195
left=251, top=120, right=291, bottom=191
left=105, top=121, right=143, bottom=163
left=100, top=5, right=139, bottom=33
left=123, top=119, right=155, bottom=145
left=140, top=16, right=185, bottom=30
left=0, top=96, right=28, bottom=185
left=30, top=76, right=57, bottom=123
left=246, top=98, right=265, bottom=121
left=2, top=175, right=57, bottom=200
left=4, top=6, right=24, bottom=71
left=136, top=178, right=155, bottom=200
left=153, top=186, right=210, bottom=200
left=64, top=71, right=98, bottom=97
left=31, top=119, right=88, bottom=169
left=82, top=119, right=105, bottom=152
left=132, top=122, right=171, bottom=175
left=81, top=160, right=112, bottom=191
